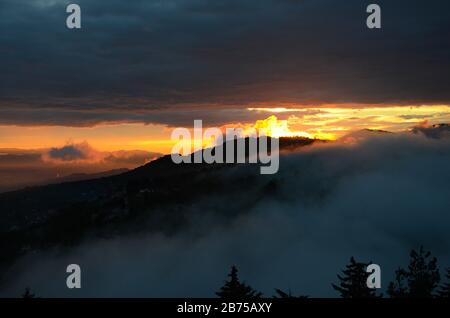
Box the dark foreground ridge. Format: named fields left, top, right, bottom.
left=0, top=137, right=317, bottom=273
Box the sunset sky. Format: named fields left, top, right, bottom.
left=3, top=0, right=450, bottom=300
left=1, top=0, right=450, bottom=154
left=1, top=105, right=450, bottom=153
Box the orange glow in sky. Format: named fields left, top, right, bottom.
left=0, top=105, right=449, bottom=154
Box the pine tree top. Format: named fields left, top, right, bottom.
left=388, top=246, right=440, bottom=298
left=332, top=257, right=379, bottom=298
left=216, top=266, right=263, bottom=299
left=22, top=288, right=35, bottom=299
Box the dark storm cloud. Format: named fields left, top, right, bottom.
left=1, top=0, right=450, bottom=126
left=0, top=101, right=319, bottom=127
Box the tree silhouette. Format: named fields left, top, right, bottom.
left=273, top=288, right=308, bottom=299
left=387, top=268, right=409, bottom=298
left=387, top=246, right=440, bottom=298
left=437, top=268, right=450, bottom=298
left=216, top=266, right=262, bottom=299
left=332, top=257, right=380, bottom=298
left=22, top=288, right=35, bottom=299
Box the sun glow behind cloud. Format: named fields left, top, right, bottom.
left=248, top=115, right=312, bottom=139
left=0, top=105, right=449, bottom=154
left=248, top=105, right=450, bottom=140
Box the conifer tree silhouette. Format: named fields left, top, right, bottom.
left=332, top=257, right=379, bottom=298
left=387, top=246, right=440, bottom=298
left=387, top=268, right=409, bottom=298
left=22, top=288, right=35, bottom=299
left=273, top=288, right=308, bottom=299
left=437, top=268, right=450, bottom=298
left=216, top=266, right=262, bottom=299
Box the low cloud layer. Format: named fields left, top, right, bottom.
left=43, top=142, right=159, bottom=164
left=45, top=142, right=97, bottom=162
left=1, top=131, right=450, bottom=297
left=0, top=144, right=160, bottom=192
